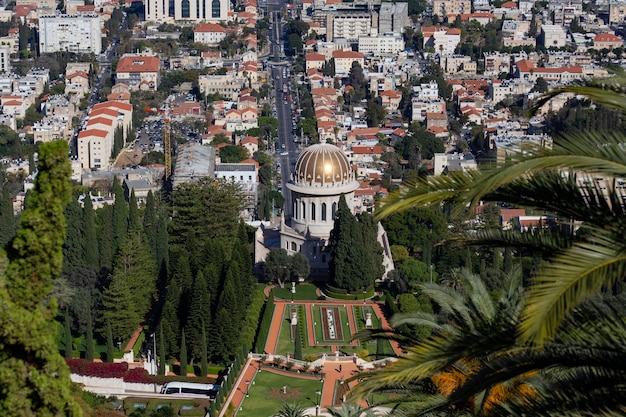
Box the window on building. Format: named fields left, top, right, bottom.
left=332, top=202, right=337, bottom=218
left=321, top=202, right=327, bottom=221
left=181, top=0, right=191, bottom=17
left=302, top=201, right=306, bottom=219
left=291, top=242, right=297, bottom=251
left=311, top=202, right=316, bottom=221
left=212, top=0, right=221, bottom=18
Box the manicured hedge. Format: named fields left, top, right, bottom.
left=66, top=359, right=217, bottom=384
left=66, top=359, right=128, bottom=378
left=324, top=285, right=376, bottom=300
left=253, top=291, right=275, bottom=353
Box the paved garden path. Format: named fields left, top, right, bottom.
left=264, top=302, right=285, bottom=354
left=124, top=326, right=143, bottom=352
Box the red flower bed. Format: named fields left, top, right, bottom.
left=66, top=359, right=129, bottom=378
left=123, top=367, right=152, bottom=384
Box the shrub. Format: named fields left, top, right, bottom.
left=66, top=359, right=217, bottom=385
left=66, top=359, right=128, bottom=378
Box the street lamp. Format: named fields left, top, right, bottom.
left=315, top=390, right=322, bottom=416
left=430, top=264, right=434, bottom=283
left=151, top=332, right=157, bottom=393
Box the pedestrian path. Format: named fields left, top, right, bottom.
left=264, top=302, right=285, bottom=354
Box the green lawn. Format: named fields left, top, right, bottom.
left=236, top=371, right=324, bottom=417
left=274, top=304, right=332, bottom=357
left=272, top=284, right=319, bottom=301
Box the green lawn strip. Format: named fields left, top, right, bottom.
left=311, top=305, right=325, bottom=345
left=272, top=284, right=319, bottom=301
left=275, top=304, right=297, bottom=357
left=123, top=397, right=209, bottom=415
left=236, top=371, right=324, bottom=417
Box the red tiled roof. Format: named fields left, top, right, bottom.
left=87, top=117, right=114, bottom=126
left=78, top=129, right=109, bottom=139
left=306, top=52, right=326, bottom=61
left=194, top=23, right=226, bottom=33
left=353, top=145, right=383, bottom=154
left=116, top=56, right=160, bottom=73
left=595, top=33, right=622, bottom=43
left=332, top=50, right=364, bottom=59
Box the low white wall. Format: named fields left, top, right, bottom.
left=70, top=374, right=163, bottom=395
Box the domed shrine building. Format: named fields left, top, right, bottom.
left=281, top=143, right=361, bottom=275
left=252, top=143, right=394, bottom=279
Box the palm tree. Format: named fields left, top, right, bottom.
left=275, top=401, right=310, bottom=417
left=353, top=268, right=535, bottom=415
left=377, top=77, right=626, bottom=345
left=355, top=79, right=626, bottom=415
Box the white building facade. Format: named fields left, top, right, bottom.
left=39, top=13, right=102, bottom=55
left=358, top=33, right=405, bottom=55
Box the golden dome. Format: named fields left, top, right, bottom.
left=294, top=143, right=353, bottom=186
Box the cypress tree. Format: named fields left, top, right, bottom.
left=201, top=324, right=208, bottom=377
left=86, top=308, right=95, bottom=361
left=294, top=322, right=302, bottom=360
left=161, top=279, right=181, bottom=357
left=83, top=194, right=99, bottom=267
left=128, top=189, right=140, bottom=232
left=106, top=319, right=114, bottom=362
left=101, top=258, right=143, bottom=339
left=28, top=153, right=35, bottom=174
left=0, top=181, right=15, bottom=249
left=111, top=177, right=128, bottom=256
left=143, top=190, right=157, bottom=254
left=156, top=214, right=169, bottom=272
left=64, top=308, right=73, bottom=359
left=0, top=139, right=82, bottom=416
left=359, top=212, right=384, bottom=288
left=158, top=324, right=166, bottom=376
left=62, top=199, right=84, bottom=271
left=179, top=330, right=188, bottom=376
left=185, top=271, right=211, bottom=360
left=98, top=204, right=114, bottom=271
left=328, top=194, right=355, bottom=290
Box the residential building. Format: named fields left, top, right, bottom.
left=172, top=144, right=216, bottom=187
left=215, top=161, right=258, bottom=217
left=326, top=12, right=374, bottom=42
left=432, top=0, right=471, bottom=17
left=77, top=128, right=112, bottom=170
left=433, top=152, right=477, bottom=175
left=483, top=52, right=511, bottom=77
left=198, top=73, right=246, bottom=100
left=609, top=1, right=626, bottom=24
left=593, top=33, right=623, bottom=50
left=0, top=45, right=9, bottom=74
left=358, top=33, right=405, bottom=55
left=378, top=3, right=408, bottom=34
left=411, top=98, right=445, bottom=122
left=422, top=26, right=461, bottom=55
left=116, top=54, right=161, bottom=91
left=379, top=90, right=401, bottom=112
left=440, top=55, right=477, bottom=75
left=193, top=23, right=228, bottom=45
left=514, top=59, right=583, bottom=82
left=332, top=50, right=364, bottom=73
left=65, top=71, right=90, bottom=96
left=540, top=24, right=567, bottom=48
left=176, top=0, right=230, bottom=21
left=490, top=79, right=534, bottom=104
left=39, top=13, right=102, bottom=55
left=144, top=0, right=169, bottom=22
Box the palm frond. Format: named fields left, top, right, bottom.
left=520, top=232, right=626, bottom=344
